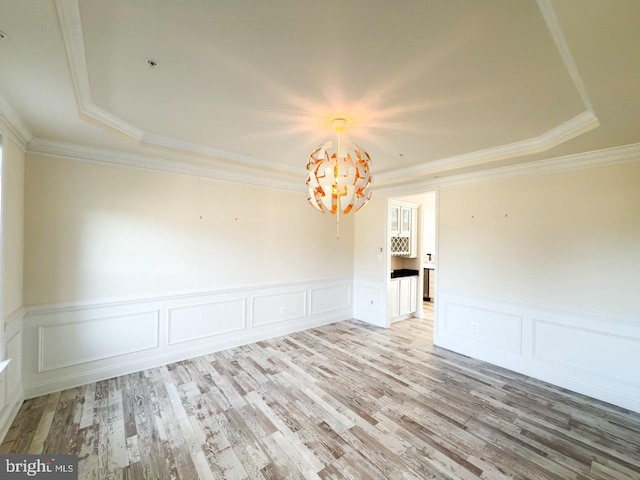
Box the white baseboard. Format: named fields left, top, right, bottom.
left=23, top=278, right=353, bottom=398
left=435, top=291, right=640, bottom=413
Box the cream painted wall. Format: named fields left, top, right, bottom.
left=1, top=137, right=25, bottom=319
left=353, top=195, right=387, bottom=280
left=352, top=195, right=388, bottom=326
left=439, top=161, right=640, bottom=318
left=24, top=154, right=354, bottom=306
left=422, top=192, right=436, bottom=262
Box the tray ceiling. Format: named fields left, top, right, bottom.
left=1, top=0, right=639, bottom=188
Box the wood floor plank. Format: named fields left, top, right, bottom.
left=76, top=424, right=99, bottom=480
left=4, top=304, right=640, bottom=480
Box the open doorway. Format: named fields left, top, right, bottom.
left=387, top=191, right=437, bottom=343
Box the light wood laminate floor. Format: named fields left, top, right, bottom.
left=3, top=306, right=640, bottom=479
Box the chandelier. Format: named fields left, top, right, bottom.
left=306, top=118, right=373, bottom=238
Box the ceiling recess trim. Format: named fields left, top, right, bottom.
left=377, top=0, right=599, bottom=184
left=376, top=142, right=640, bottom=196
left=375, top=110, right=599, bottom=183
left=54, top=0, right=599, bottom=179
left=53, top=0, right=297, bottom=175
left=536, top=0, right=594, bottom=112
left=140, top=133, right=300, bottom=174
left=54, top=0, right=144, bottom=140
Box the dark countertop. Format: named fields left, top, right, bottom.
left=390, top=269, right=420, bottom=279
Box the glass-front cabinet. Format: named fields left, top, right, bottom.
left=390, top=201, right=418, bottom=257
left=390, top=205, right=400, bottom=236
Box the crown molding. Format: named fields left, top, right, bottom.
left=27, top=136, right=640, bottom=200
left=375, top=142, right=640, bottom=196
left=141, top=133, right=300, bottom=175
left=375, top=110, right=599, bottom=185
left=27, top=138, right=303, bottom=192
left=0, top=95, right=34, bottom=149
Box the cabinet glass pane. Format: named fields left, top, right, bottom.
left=390, top=206, right=399, bottom=232
left=401, top=207, right=411, bottom=234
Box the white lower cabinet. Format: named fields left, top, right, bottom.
left=390, top=279, right=400, bottom=318
left=390, top=276, right=418, bottom=321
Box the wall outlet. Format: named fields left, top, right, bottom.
left=280, top=306, right=286, bottom=317
left=471, top=322, right=478, bottom=333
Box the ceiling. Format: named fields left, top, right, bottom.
left=0, top=0, right=639, bottom=189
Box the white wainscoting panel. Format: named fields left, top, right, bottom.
left=436, top=292, right=640, bottom=413
left=0, top=358, right=21, bottom=443
left=169, top=299, right=245, bottom=345
left=252, top=291, right=306, bottom=327
left=445, top=302, right=522, bottom=354
left=311, top=284, right=351, bottom=315
left=6, top=330, right=22, bottom=399
left=533, top=319, right=640, bottom=385
left=0, top=308, right=25, bottom=444
left=353, top=277, right=387, bottom=327
left=0, top=368, right=6, bottom=411
left=22, top=277, right=353, bottom=398
left=39, top=310, right=160, bottom=372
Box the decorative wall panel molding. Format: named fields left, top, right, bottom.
left=310, top=284, right=351, bottom=315
left=5, top=331, right=22, bottom=405
left=38, top=311, right=161, bottom=372
left=0, top=307, right=25, bottom=444
left=0, top=390, right=23, bottom=445
left=532, top=319, right=640, bottom=385
left=168, top=299, right=245, bottom=345
left=353, top=277, right=387, bottom=328
left=0, top=363, right=6, bottom=412
left=444, top=302, right=523, bottom=354
left=252, top=290, right=306, bottom=327
left=22, top=277, right=352, bottom=398
left=435, top=291, right=640, bottom=413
